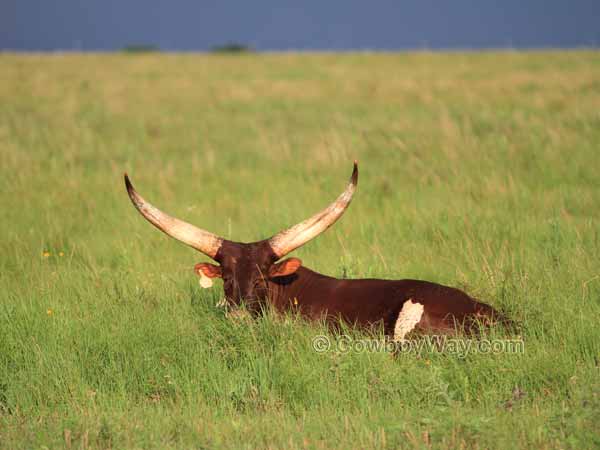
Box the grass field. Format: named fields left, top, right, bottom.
left=1, top=51, right=599, bottom=449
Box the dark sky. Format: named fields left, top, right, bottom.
left=2, top=0, right=599, bottom=51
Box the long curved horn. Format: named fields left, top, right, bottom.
left=124, top=174, right=223, bottom=259
left=268, top=161, right=358, bottom=258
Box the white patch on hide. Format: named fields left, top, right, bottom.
left=393, top=299, right=424, bottom=342
left=198, top=271, right=214, bottom=288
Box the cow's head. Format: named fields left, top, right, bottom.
left=124, top=162, right=358, bottom=307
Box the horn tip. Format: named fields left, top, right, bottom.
left=124, top=173, right=137, bottom=201
left=351, top=160, right=358, bottom=184
left=124, top=173, right=132, bottom=189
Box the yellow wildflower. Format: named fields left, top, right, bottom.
left=43, top=251, right=50, bottom=257
left=46, top=309, right=53, bottom=316
left=59, top=251, right=64, bottom=257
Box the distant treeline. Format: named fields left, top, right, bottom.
left=120, top=43, right=254, bottom=53
left=209, top=43, right=254, bottom=53
left=121, top=45, right=160, bottom=53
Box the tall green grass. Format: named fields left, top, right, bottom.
left=1, top=51, right=599, bottom=449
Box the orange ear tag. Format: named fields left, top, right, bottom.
left=198, top=270, right=214, bottom=289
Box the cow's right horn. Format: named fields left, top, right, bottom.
left=124, top=174, right=223, bottom=259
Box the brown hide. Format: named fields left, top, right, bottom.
left=265, top=266, right=507, bottom=335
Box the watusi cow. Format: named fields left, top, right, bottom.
left=124, top=162, right=510, bottom=339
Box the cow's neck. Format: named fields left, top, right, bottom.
left=267, top=266, right=338, bottom=313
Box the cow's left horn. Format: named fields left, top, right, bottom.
left=124, top=174, right=223, bottom=259
left=268, top=161, right=358, bottom=258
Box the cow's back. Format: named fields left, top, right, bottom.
left=270, top=267, right=505, bottom=335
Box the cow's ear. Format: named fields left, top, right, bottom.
left=269, top=258, right=302, bottom=278
left=194, top=263, right=222, bottom=278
